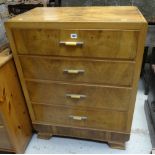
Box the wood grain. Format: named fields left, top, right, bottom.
left=33, top=123, right=130, bottom=149
left=5, top=7, right=147, bottom=149
left=26, top=80, right=132, bottom=111
left=5, top=26, right=36, bottom=121
left=0, top=114, right=3, bottom=125
left=7, top=7, right=146, bottom=23
left=126, top=24, right=148, bottom=132
left=19, top=56, right=135, bottom=86
left=33, top=104, right=127, bottom=132
left=0, top=58, right=32, bottom=153
left=0, top=126, right=14, bottom=151
left=14, top=29, right=138, bottom=60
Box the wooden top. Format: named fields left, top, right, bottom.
left=7, top=6, right=146, bottom=23
left=0, top=49, right=12, bottom=68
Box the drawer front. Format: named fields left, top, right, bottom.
left=0, top=126, right=13, bottom=150
left=27, top=81, right=132, bottom=111
left=33, top=104, right=127, bottom=132
left=13, top=29, right=138, bottom=59
left=20, top=56, right=134, bottom=86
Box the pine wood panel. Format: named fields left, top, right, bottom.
left=19, top=56, right=134, bottom=86
left=33, top=104, right=127, bottom=132
left=0, top=126, right=14, bottom=151
left=26, top=80, right=132, bottom=111
left=0, top=114, right=3, bottom=125
left=0, top=58, right=32, bottom=153
left=13, top=29, right=138, bottom=60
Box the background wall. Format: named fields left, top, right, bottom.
left=61, top=0, right=155, bottom=23
left=0, top=3, right=9, bottom=46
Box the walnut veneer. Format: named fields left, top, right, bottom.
left=5, top=6, right=147, bottom=149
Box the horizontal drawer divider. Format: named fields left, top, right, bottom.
left=9, top=23, right=143, bottom=30
left=31, top=101, right=128, bottom=112
left=25, top=78, right=133, bottom=89
left=18, top=54, right=136, bottom=63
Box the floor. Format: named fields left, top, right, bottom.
left=25, top=80, right=152, bottom=154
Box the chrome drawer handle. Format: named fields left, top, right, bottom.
left=60, top=41, right=84, bottom=46
left=66, top=94, right=87, bottom=99
left=63, top=69, right=85, bottom=74
left=69, top=115, right=87, bottom=121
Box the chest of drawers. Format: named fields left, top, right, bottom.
left=5, top=6, right=147, bottom=149
left=0, top=50, right=32, bottom=153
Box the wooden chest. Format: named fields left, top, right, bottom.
left=0, top=50, right=32, bottom=153
left=5, top=6, right=147, bottom=149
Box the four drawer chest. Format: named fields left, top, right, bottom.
left=5, top=6, right=147, bottom=149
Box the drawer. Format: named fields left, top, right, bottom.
left=33, top=104, right=127, bottom=132
left=20, top=56, right=134, bottom=86
left=27, top=80, right=132, bottom=111
left=13, top=29, right=138, bottom=59
left=0, top=125, right=13, bottom=150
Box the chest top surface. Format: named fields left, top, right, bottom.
left=7, top=6, right=146, bottom=24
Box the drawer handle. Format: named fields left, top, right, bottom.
left=60, top=41, right=84, bottom=46
left=66, top=94, right=87, bottom=99
left=64, top=69, right=85, bottom=74
left=69, top=115, right=87, bottom=121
